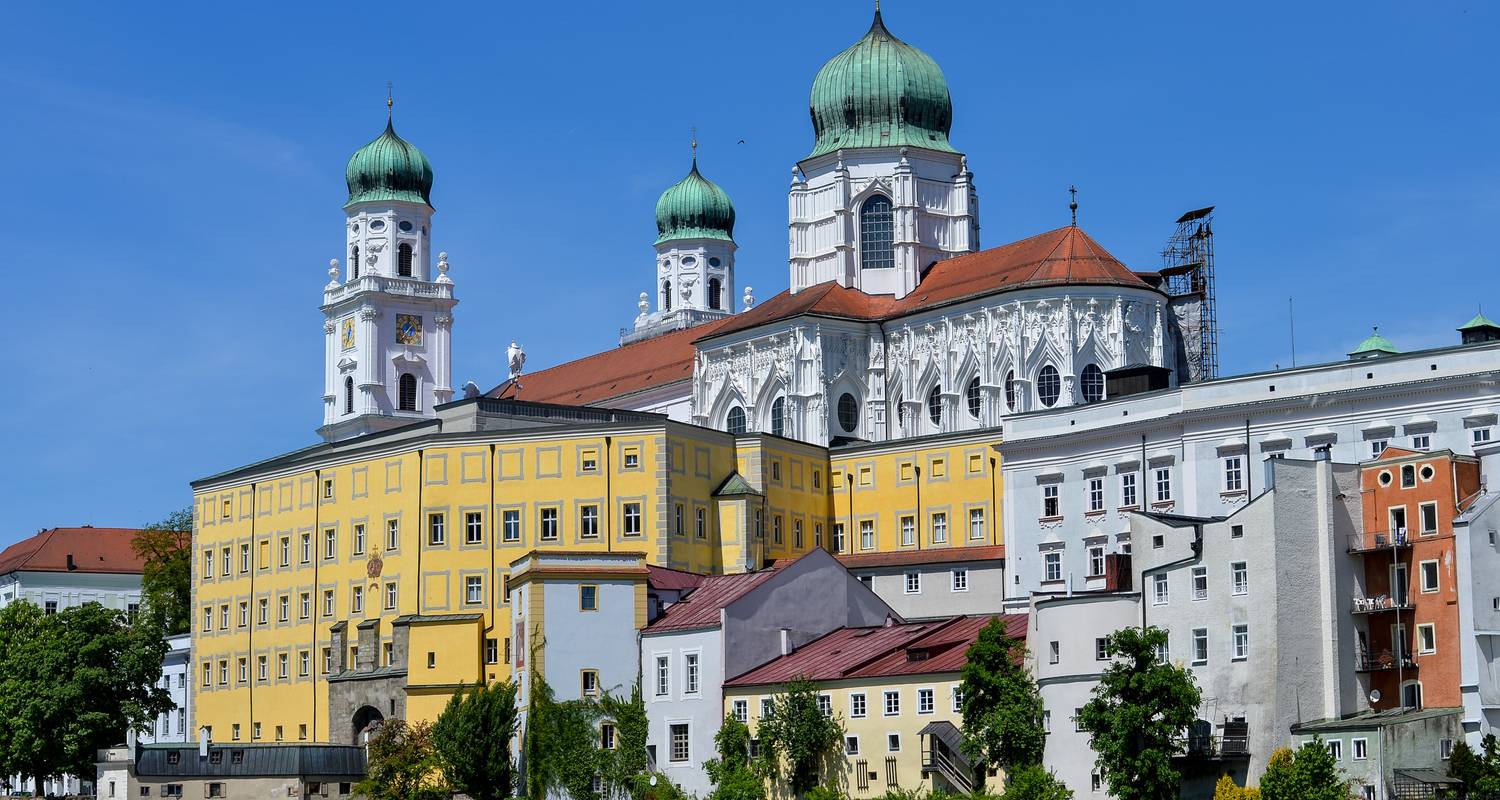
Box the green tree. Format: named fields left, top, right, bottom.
left=0, top=601, right=171, bottom=792
left=432, top=680, right=520, bottom=800
left=998, top=765, right=1073, bottom=800
left=1449, top=733, right=1500, bottom=796
left=132, top=507, right=193, bottom=635
left=355, top=719, right=450, bottom=800
left=1258, top=740, right=1350, bottom=800
left=756, top=679, right=845, bottom=796
left=959, top=618, right=1046, bottom=775
left=600, top=685, right=665, bottom=800
left=704, top=715, right=766, bottom=800
left=1447, top=739, right=1484, bottom=791
left=1076, top=626, right=1201, bottom=800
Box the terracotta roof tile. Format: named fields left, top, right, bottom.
left=643, top=569, right=780, bottom=633
left=724, top=613, right=1026, bottom=686
left=836, top=545, right=1005, bottom=569
left=0, top=527, right=149, bottom=576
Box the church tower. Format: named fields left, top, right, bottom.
left=624, top=150, right=737, bottom=344
left=319, top=105, right=455, bottom=442
left=788, top=8, right=979, bottom=299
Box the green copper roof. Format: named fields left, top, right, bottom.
left=1458, top=312, right=1500, bottom=331
left=654, top=159, right=735, bottom=245
left=713, top=471, right=762, bottom=497
left=806, top=10, right=955, bottom=159
left=1350, top=327, right=1400, bottom=358
left=345, top=120, right=433, bottom=209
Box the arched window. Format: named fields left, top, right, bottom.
left=662, top=280, right=672, bottom=311
left=398, top=373, right=418, bottom=412
left=859, top=195, right=894, bottom=269
left=927, top=384, right=942, bottom=427
left=726, top=406, right=746, bottom=434
left=350, top=246, right=360, bottom=280
left=397, top=243, right=413, bottom=277
left=837, top=393, right=859, bottom=433
left=1004, top=370, right=1016, bottom=412
left=343, top=377, right=354, bottom=415
left=1037, top=365, right=1061, bottom=408
left=770, top=397, right=786, bottom=438
left=965, top=377, right=981, bottom=419
left=1081, top=364, right=1105, bottom=403
left=896, top=395, right=907, bottom=428
left=707, top=278, right=722, bottom=310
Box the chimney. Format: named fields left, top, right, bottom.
left=779, top=628, right=792, bottom=656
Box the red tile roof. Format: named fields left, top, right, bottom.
left=724, top=613, right=1026, bottom=686
left=647, top=564, right=707, bottom=592
left=835, top=545, right=1006, bottom=570
left=0, top=527, right=148, bottom=576
left=644, top=569, right=780, bottom=633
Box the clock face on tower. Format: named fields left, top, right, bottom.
left=340, top=318, right=356, bottom=350
left=395, top=314, right=423, bottom=346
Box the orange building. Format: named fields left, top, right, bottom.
left=1351, top=447, right=1482, bottom=709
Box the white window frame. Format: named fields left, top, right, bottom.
left=1192, top=628, right=1208, bottom=665
left=951, top=568, right=968, bottom=592
left=1044, top=551, right=1062, bottom=583
left=883, top=690, right=900, bottom=716
left=904, top=571, right=921, bottom=595
left=1232, top=624, right=1248, bottom=661
left=1223, top=455, right=1244, bottom=492
left=1154, top=467, right=1172, bottom=503
left=917, top=688, right=934, bottom=714
left=900, top=516, right=915, bottom=547
left=1420, top=559, right=1440, bottom=593
left=1087, top=477, right=1104, bottom=512
left=1232, top=562, right=1249, bottom=596
left=1120, top=472, right=1138, bottom=508
left=1192, top=566, right=1208, bottom=601
left=654, top=655, right=669, bottom=697
left=1417, top=623, right=1437, bottom=655
left=969, top=508, right=985, bottom=540
left=684, top=652, right=701, bottom=696
left=1042, top=484, right=1060, bottom=518
left=1088, top=545, right=1105, bottom=578
left=1353, top=737, right=1368, bottom=760
left=850, top=692, right=867, bottom=718
left=1153, top=573, right=1169, bottom=605
left=931, top=512, right=948, bottom=544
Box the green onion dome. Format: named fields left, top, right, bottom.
left=807, top=10, right=955, bottom=159
left=654, top=159, right=735, bottom=245
left=344, top=120, right=434, bottom=209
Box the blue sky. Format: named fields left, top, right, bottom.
left=1, top=1, right=1496, bottom=541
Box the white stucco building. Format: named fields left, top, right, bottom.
left=139, top=633, right=194, bottom=744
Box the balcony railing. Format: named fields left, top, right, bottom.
left=1175, top=733, right=1251, bottom=760
left=1347, top=530, right=1410, bottom=554
left=1355, top=648, right=1415, bottom=672
left=1351, top=593, right=1411, bottom=614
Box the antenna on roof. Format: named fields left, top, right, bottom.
left=1068, top=185, right=1078, bottom=226
left=1289, top=296, right=1297, bottom=367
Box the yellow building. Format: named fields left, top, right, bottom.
left=723, top=614, right=1025, bottom=797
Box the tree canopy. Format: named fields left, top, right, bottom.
left=998, top=764, right=1074, bottom=800
left=1448, top=734, right=1500, bottom=796
left=132, top=507, right=193, bottom=635
left=355, top=719, right=450, bottom=800
left=432, top=680, right=519, bottom=800
left=0, top=601, right=171, bottom=791
left=960, top=618, right=1046, bottom=773
left=755, top=678, right=845, bottom=796
left=1258, top=742, right=1350, bottom=800
left=1076, top=625, right=1201, bottom=800
left=705, top=715, right=766, bottom=800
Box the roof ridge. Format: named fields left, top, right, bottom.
left=839, top=616, right=965, bottom=677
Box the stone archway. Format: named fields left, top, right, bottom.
left=351, top=705, right=384, bottom=744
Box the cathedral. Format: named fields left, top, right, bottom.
left=319, top=7, right=1203, bottom=446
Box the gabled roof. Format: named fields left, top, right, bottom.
left=0, top=527, right=147, bottom=576
left=724, top=613, right=1025, bottom=686
left=714, top=471, right=763, bottom=497
left=1459, top=312, right=1500, bottom=332
left=644, top=569, right=780, bottom=633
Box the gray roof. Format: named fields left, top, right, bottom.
left=135, top=744, right=365, bottom=779
left=1292, top=706, right=1460, bottom=733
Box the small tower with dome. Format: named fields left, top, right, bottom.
left=319, top=100, right=457, bottom=442
left=625, top=144, right=737, bottom=343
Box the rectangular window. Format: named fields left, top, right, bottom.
left=1223, top=456, right=1244, bottom=492
left=203, top=606, right=213, bottom=632
left=464, top=512, right=482, bottom=545
left=623, top=449, right=639, bottom=469
left=238, top=601, right=249, bottom=628
left=1329, top=740, right=1342, bottom=760
left=1232, top=562, right=1248, bottom=595
left=1088, top=477, right=1104, bottom=512
left=1420, top=502, right=1439, bottom=535
left=1421, top=560, right=1440, bottom=593
left=540, top=507, right=559, bottom=541
left=353, top=524, right=366, bottom=555
left=794, top=519, right=803, bottom=548
left=322, top=648, right=332, bottom=674
left=1048, top=641, right=1060, bottom=664
left=299, top=651, right=310, bottom=677
left=1477, top=427, right=1494, bottom=445
left=384, top=582, right=397, bottom=610
left=904, top=571, right=921, bottom=594
left=1353, top=738, right=1368, bottom=760
left=669, top=724, right=689, bottom=762
left=952, top=687, right=963, bottom=713
left=900, top=516, right=915, bottom=546
left=773, top=516, right=782, bottom=544
left=221, top=547, right=231, bottom=576
left=931, top=512, right=948, bottom=544
left=834, top=523, right=846, bottom=553
left=761, top=699, right=774, bottom=719
left=351, top=586, right=363, bottom=614
left=817, top=694, right=832, bottom=718
left=1042, top=485, right=1060, bottom=518
left=322, top=530, right=335, bottom=560
left=502, top=510, right=520, bottom=542
left=239, top=657, right=249, bottom=683
left=1096, top=637, right=1109, bottom=661
left=674, top=504, right=684, bottom=536
left=1155, top=467, right=1172, bottom=503
left=278, top=595, right=289, bottom=622
left=1121, top=472, right=1138, bottom=508
left=581, top=451, right=598, bottom=472
left=240, top=543, right=251, bottom=573
left=580, top=505, right=599, bottom=538
left=581, top=669, right=599, bottom=696
left=952, top=568, right=968, bottom=591
left=1232, top=624, right=1249, bottom=660
left=1192, top=566, right=1208, bottom=600
left=860, top=520, right=874, bottom=550
left=203, top=550, right=213, bottom=580
left=299, top=592, right=311, bottom=619
left=278, top=653, right=289, bottom=679
left=883, top=690, right=900, bottom=716
left=220, top=604, right=229, bottom=629
left=732, top=700, right=748, bottom=723
left=1088, top=546, right=1105, bottom=577
left=850, top=693, right=867, bottom=718
left=888, top=733, right=901, bottom=753
left=218, top=660, right=229, bottom=685
left=624, top=502, right=642, bottom=536
left=917, top=688, right=934, bottom=714
left=1044, top=552, right=1062, bottom=582
left=1155, top=640, right=1170, bottom=664
left=465, top=576, right=483, bottom=605
left=384, top=518, right=400, bottom=551
left=969, top=508, right=985, bottom=540
left=1412, top=434, right=1431, bottom=451
left=1371, top=439, right=1389, bottom=458
left=428, top=513, right=446, bottom=545
left=279, top=537, right=290, bottom=567
left=1192, top=628, right=1208, bottom=665
left=297, top=533, right=310, bottom=564
left=1153, top=574, right=1169, bottom=605
left=580, top=584, right=598, bottom=611
left=845, top=736, right=860, bottom=756
left=655, top=656, right=669, bottom=696
left=322, top=589, right=335, bottom=617
left=1231, top=524, right=1244, bottom=539
left=696, top=508, right=707, bottom=539
left=1418, top=623, right=1436, bottom=654
left=685, top=653, right=700, bottom=694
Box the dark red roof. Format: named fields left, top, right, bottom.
left=647, top=564, right=707, bottom=592
left=0, top=527, right=148, bottom=576
left=836, top=545, right=1006, bottom=569
left=724, top=613, right=1026, bottom=686
left=644, top=570, right=780, bottom=633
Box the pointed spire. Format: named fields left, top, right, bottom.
left=690, top=125, right=699, bottom=169
left=386, top=82, right=394, bottom=122
left=1068, top=185, right=1079, bottom=226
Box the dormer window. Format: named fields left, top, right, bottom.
left=397, top=243, right=413, bottom=277
left=906, top=648, right=929, bottom=662
left=859, top=195, right=894, bottom=269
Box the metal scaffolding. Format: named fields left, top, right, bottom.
left=1161, top=206, right=1220, bottom=382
